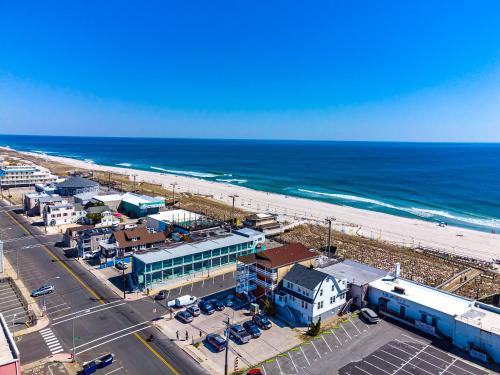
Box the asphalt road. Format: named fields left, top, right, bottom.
left=0, top=202, right=208, bottom=375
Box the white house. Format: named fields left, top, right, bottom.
left=276, top=264, right=347, bottom=325
left=95, top=211, right=120, bottom=228
left=43, top=202, right=86, bottom=226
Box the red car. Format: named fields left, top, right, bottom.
left=248, top=370, right=263, bottom=375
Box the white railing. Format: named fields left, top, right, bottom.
left=250, top=265, right=277, bottom=280
left=254, top=278, right=278, bottom=290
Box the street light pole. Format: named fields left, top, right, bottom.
left=12, top=312, right=18, bottom=335
left=229, top=194, right=239, bottom=230
left=171, top=183, right=178, bottom=208
left=72, top=309, right=90, bottom=362
left=325, top=216, right=336, bottom=257
left=224, top=315, right=231, bottom=375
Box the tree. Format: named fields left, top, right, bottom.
left=308, top=317, right=321, bottom=336
left=262, top=298, right=276, bottom=317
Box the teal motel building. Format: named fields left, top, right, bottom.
left=132, top=228, right=265, bottom=289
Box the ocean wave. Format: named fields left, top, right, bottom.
left=84, top=159, right=95, bottom=164
left=298, top=188, right=500, bottom=229
left=216, top=178, right=247, bottom=184
left=150, top=166, right=218, bottom=178
left=32, top=150, right=57, bottom=155
left=116, top=162, right=132, bottom=167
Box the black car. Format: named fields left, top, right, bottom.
left=252, top=314, right=272, bottom=330
left=214, top=300, right=225, bottom=311
left=205, top=333, right=227, bottom=352
left=155, top=290, right=167, bottom=300
left=198, top=300, right=215, bottom=315
left=243, top=320, right=261, bottom=338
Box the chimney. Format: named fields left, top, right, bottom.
left=395, top=263, right=401, bottom=278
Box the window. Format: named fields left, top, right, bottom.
left=332, top=284, right=335, bottom=291
left=421, top=313, right=427, bottom=323
left=317, top=301, right=323, bottom=309
left=320, top=289, right=323, bottom=296
left=330, top=296, right=335, bottom=304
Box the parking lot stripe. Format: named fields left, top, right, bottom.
left=299, top=346, right=310, bottom=366
left=401, top=333, right=427, bottom=346
left=310, top=340, right=322, bottom=358
left=261, top=364, right=267, bottom=375
left=354, top=365, right=372, bottom=374
left=275, top=357, right=283, bottom=375
left=0, top=296, right=20, bottom=304
left=380, top=348, right=407, bottom=362
left=331, top=329, right=342, bottom=346
left=288, top=351, right=299, bottom=373
left=340, top=324, right=352, bottom=341
left=104, top=367, right=124, bottom=375
left=372, top=354, right=400, bottom=369
left=387, top=343, right=415, bottom=357
left=321, top=335, right=333, bottom=352
left=349, top=317, right=363, bottom=335
left=364, top=359, right=391, bottom=374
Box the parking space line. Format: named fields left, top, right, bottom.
left=340, top=324, right=352, bottom=341
left=288, top=351, right=299, bottom=373
left=387, top=343, right=415, bottom=357
left=349, top=316, right=363, bottom=335
left=299, top=346, right=310, bottom=366
left=261, top=364, right=267, bottom=375
left=401, top=333, right=427, bottom=346
left=104, top=367, right=123, bottom=375
left=331, top=329, right=342, bottom=346
left=309, top=340, right=322, bottom=358
left=321, top=335, right=333, bottom=352
left=365, top=359, right=391, bottom=374
left=179, top=286, right=183, bottom=294
left=275, top=357, right=283, bottom=375
left=372, top=354, right=400, bottom=368
left=0, top=296, right=20, bottom=304
left=354, top=365, right=372, bottom=374
left=380, top=349, right=406, bottom=362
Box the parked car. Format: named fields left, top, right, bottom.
left=115, top=261, right=128, bottom=270
left=198, top=300, right=215, bottom=315
left=214, top=300, right=225, bottom=311
left=167, top=295, right=197, bottom=308
left=155, top=290, right=167, bottom=300
left=229, top=324, right=252, bottom=344
left=252, top=314, right=272, bottom=330
left=225, top=294, right=235, bottom=307
left=360, top=308, right=381, bottom=324
left=247, top=370, right=263, bottom=375
left=176, top=310, right=194, bottom=323
left=243, top=320, right=261, bottom=338
left=205, top=333, right=227, bottom=352
left=83, top=252, right=100, bottom=260
left=31, top=284, right=55, bottom=297
left=187, top=305, right=201, bottom=317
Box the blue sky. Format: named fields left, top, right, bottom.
left=0, top=1, right=499, bottom=141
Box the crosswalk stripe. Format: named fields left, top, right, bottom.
left=40, top=328, right=52, bottom=333
left=45, top=337, right=59, bottom=344
left=48, top=342, right=62, bottom=349
left=51, top=348, right=63, bottom=354
left=41, top=331, right=54, bottom=337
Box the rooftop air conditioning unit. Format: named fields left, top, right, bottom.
left=393, top=286, right=405, bottom=295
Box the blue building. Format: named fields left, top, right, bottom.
left=132, top=228, right=264, bottom=289
left=56, top=176, right=99, bottom=197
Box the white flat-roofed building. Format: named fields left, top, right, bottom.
left=147, top=209, right=202, bottom=232
left=0, top=314, right=20, bottom=374
left=0, top=164, right=57, bottom=188
left=368, top=276, right=500, bottom=364
left=91, top=194, right=124, bottom=211
left=132, top=228, right=264, bottom=289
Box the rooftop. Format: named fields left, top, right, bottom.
left=0, top=314, right=19, bottom=367
left=284, top=263, right=329, bottom=290
left=148, top=209, right=201, bottom=223
left=238, top=243, right=319, bottom=269
left=113, top=227, right=166, bottom=248
left=74, top=192, right=97, bottom=200
left=57, top=176, right=99, bottom=188
left=369, top=277, right=474, bottom=316
left=233, top=228, right=264, bottom=238
left=320, top=259, right=387, bottom=286
left=122, top=192, right=165, bottom=206
left=457, top=303, right=500, bottom=333
left=93, top=194, right=124, bottom=202
left=134, top=230, right=262, bottom=264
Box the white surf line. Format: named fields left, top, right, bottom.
left=74, top=321, right=150, bottom=350
left=76, top=326, right=150, bottom=355
left=52, top=300, right=125, bottom=322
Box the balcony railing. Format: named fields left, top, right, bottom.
left=250, top=265, right=277, bottom=280
left=254, top=278, right=277, bottom=290
left=236, top=271, right=256, bottom=281
left=236, top=283, right=257, bottom=294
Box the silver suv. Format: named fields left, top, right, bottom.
left=31, top=284, right=55, bottom=297
left=229, top=324, right=252, bottom=344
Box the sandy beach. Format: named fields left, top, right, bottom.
left=18, top=150, right=500, bottom=262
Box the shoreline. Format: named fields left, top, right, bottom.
left=5, top=148, right=500, bottom=262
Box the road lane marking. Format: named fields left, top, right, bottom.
left=52, top=303, right=127, bottom=325
left=76, top=326, right=151, bottom=354
left=133, top=332, right=181, bottom=375
left=74, top=321, right=150, bottom=349
left=52, top=300, right=124, bottom=321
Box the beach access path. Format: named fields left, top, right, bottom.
left=20, top=150, right=500, bottom=262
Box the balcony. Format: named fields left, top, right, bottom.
left=254, top=278, right=278, bottom=290
left=236, top=283, right=257, bottom=294
left=236, top=271, right=256, bottom=282
left=250, top=265, right=277, bottom=280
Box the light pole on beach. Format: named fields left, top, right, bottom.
left=325, top=216, right=336, bottom=257
left=229, top=194, right=239, bottom=230
left=171, top=182, right=178, bottom=208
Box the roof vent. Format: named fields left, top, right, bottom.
left=393, top=286, right=405, bottom=295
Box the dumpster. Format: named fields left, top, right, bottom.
left=98, top=353, right=114, bottom=368
left=82, top=361, right=97, bottom=375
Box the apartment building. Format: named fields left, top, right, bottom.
left=77, top=227, right=114, bottom=258
left=236, top=243, right=320, bottom=301
left=100, top=227, right=166, bottom=257
left=43, top=202, right=86, bottom=226
left=0, top=164, right=57, bottom=188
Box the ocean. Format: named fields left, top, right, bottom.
left=1, top=135, right=499, bottom=233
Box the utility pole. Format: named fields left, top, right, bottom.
left=229, top=194, right=239, bottom=230
left=224, top=315, right=231, bottom=375
left=171, top=182, right=178, bottom=208
left=325, top=216, right=336, bottom=257
left=120, top=249, right=126, bottom=299
left=108, top=172, right=111, bottom=192
left=132, top=174, right=137, bottom=192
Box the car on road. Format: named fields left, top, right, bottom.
left=205, top=333, right=227, bottom=352
left=31, top=284, right=55, bottom=297
left=187, top=305, right=201, bottom=317
left=155, top=290, right=167, bottom=300
left=252, top=314, right=272, bottom=330
left=176, top=310, right=194, bottom=323
left=214, top=300, right=225, bottom=311
left=199, top=300, right=215, bottom=315
left=360, top=308, right=381, bottom=324
left=243, top=320, right=261, bottom=338
left=115, top=261, right=128, bottom=270
left=229, top=324, right=252, bottom=344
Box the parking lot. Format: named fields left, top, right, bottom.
left=249, top=314, right=490, bottom=375
left=339, top=336, right=489, bottom=375
left=0, top=278, right=30, bottom=332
